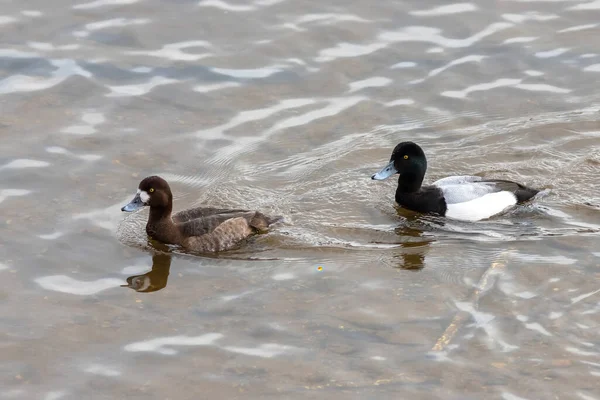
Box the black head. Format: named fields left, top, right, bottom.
left=121, top=175, right=173, bottom=212
left=371, top=141, right=427, bottom=181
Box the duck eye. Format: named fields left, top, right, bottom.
left=149, top=188, right=154, bottom=193
left=403, top=155, right=409, bottom=160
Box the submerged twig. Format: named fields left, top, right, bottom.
left=432, top=251, right=510, bottom=352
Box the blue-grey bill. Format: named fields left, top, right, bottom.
left=121, top=193, right=144, bottom=212
left=371, top=161, right=398, bottom=180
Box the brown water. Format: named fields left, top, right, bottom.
left=2, top=0, right=600, bottom=399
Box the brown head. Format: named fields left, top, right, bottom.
left=121, top=176, right=173, bottom=212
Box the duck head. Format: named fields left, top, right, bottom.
left=121, top=175, right=172, bottom=212
left=371, top=141, right=427, bottom=181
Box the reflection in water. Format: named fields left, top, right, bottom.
left=394, top=241, right=430, bottom=270
left=122, top=252, right=171, bottom=293
left=392, top=218, right=432, bottom=270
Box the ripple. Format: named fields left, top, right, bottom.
left=73, top=0, right=140, bottom=10
left=584, top=64, right=600, bottom=72
left=198, top=0, right=255, bottom=11
left=503, top=36, right=538, bottom=44
left=46, top=146, right=102, bottom=161
left=427, top=55, right=486, bottom=79
left=62, top=112, right=105, bottom=135
left=295, top=13, right=368, bottom=25
left=271, top=272, right=295, bottom=280
left=0, top=59, right=91, bottom=95
left=512, top=253, right=576, bottom=265
left=84, top=364, right=121, bottom=377
left=525, top=70, right=544, bottom=76
left=566, top=347, right=599, bottom=356
left=410, top=3, right=478, bottom=16
left=85, top=18, right=150, bottom=31
left=127, top=41, right=212, bottom=61
left=0, top=16, right=17, bottom=25
left=124, top=333, right=224, bottom=355
left=516, top=83, right=570, bottom=93
left=568, top=0, right=600, bottom=10
left=223, top=343, right=299, bottom=358
left=442, top=78, right=570, bottom=98
left=502, top=12, right=558, bottom=23
left=193, top=82, right=241, bottom=93
left=0, top=49, right=39, bottom=58
left=524, top=322, right=552, bottom=336
left=535, top=48, right=570, bottom=58
left=0, top=159, right=50, bottom=170
left=380, top=22, right=513, bottom=49
left=0, top=189, right=32, bottom=205
left=348, top=77, right=392, bottom=93
left=385, top=98, right=415, bottom=107
left=72, top=199, right=131, bottom=231
left=502, top=393, right=528, bottom=400
left=38, top=231, right=65, bottom=240
left=44, top=392, right=66, bottom=400
left=106, top=76, right=179, bottom=97
left=559, top=23, right=599, bottom=33
left=35, top=275, right=123, bottom=295
left=28, top=42, right=80, bottom=51
left=442, top=78, right=522, bottom=99
left=570, top=288, right=600, bottom=304
left=316, top=42, right=387, bottom=63
left=207, top=96, right=366, bottom=163
left=195, top=98, right=316, bottom=141
left=390, top=61, right=416, bottom=69
left=211, top=65, right=284, bottom=79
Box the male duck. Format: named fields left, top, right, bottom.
left=371, top=141, right=540, bottom=222
left=121, top=176, right=280, bottom=252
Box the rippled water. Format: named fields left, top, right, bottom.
left=2, top=0, right=600, bottom=398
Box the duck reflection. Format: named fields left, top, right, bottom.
left=122, top=252, right=172, bottom=293
left=391, top=211, right=437, bottom=270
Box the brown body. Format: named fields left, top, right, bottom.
left=122, top=176, right=279, bottom=253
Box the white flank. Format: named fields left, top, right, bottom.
left=445, top=191, right=517, bottom=221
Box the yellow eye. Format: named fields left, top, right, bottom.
left=403, top=155, right=409, bottom=160
left=149, top=188, right=154, bottom=193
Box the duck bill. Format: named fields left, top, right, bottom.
left=121, top=192, right=145, bottom=212
left=371, top=161, right=398, bottom=180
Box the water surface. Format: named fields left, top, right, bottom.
left=1, top=0, right=600, bottom=399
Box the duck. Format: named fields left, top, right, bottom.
left=371, top=141, right=540, bottom=222
left=121, top=176, right=280, bottom=253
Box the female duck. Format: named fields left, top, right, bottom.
left=371, top=141, right=540, bottom=222
left=121, top=176, right=279, bottom=252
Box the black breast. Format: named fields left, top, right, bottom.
left=395, top=186, right=448, bottom=216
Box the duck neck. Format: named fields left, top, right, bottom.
left=148, top=203, right=173, bottom=224
left=396, top=161, right=426, bottom=193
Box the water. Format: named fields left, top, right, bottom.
left=1, top=0, right=600, bottom=398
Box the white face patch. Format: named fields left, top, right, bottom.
left=139, top=189, right=150, bottom=203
